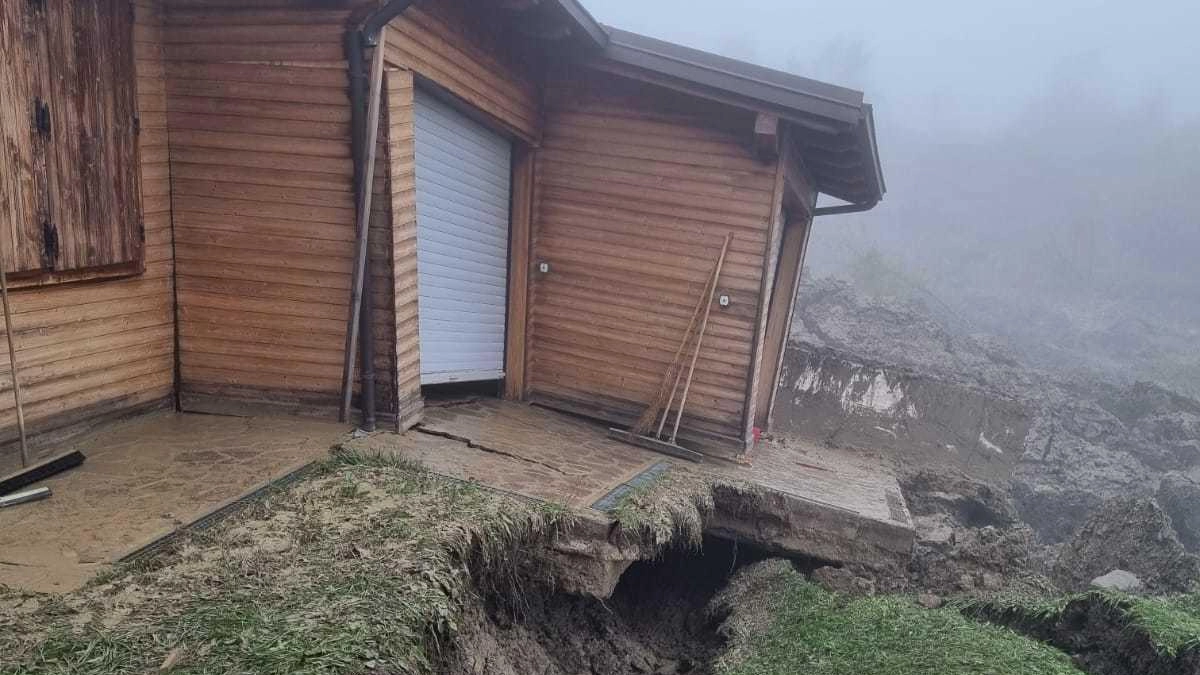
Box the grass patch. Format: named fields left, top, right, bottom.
left=719, top=566, right=1084, bottom=675
left=0, top=457, right=569, bottom=675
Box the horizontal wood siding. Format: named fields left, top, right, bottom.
left=386, top=70, right=422, bottom=429
left=164, top=0, right=397, bottom=417
left=527, top=69, right=777, bottom=445
left=0, top=0, right=175, bottom=470
left=383, top=0, right=541, bottom=141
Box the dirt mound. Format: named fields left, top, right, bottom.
left=780, top=277, right=1200, bottom=550
left=1053, top=497, right=1200, bottom=593
left=895, top=470, right=1046, bottom=594
left=902, top=470, right=1021, bottom=529
left=1160, top=474, right=1200, bottom=553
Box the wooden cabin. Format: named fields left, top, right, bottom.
left=0, top=0, right=884, bottom=467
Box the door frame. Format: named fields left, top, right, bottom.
left=408, top=79, right=534, bottom=394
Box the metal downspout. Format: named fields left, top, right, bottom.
left=345, top=29, right=376, bottom=431
left=341, top=0, right=417, bottom=428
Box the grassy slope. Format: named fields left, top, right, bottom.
left=718, top=565, right=1084, bottom=675
left=0, top=452, right=567, bottom=675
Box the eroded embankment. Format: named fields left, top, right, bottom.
left=444, top=536, right=779, bottom=675
left=962, top=593, right=1200, bottom=675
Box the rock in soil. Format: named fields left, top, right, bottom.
left=811, top=566, right=876, bottom=597
left=916, top=593, right=944, bottom=609
left=1090, top=570, right=1143, bottom=592
left=1054, top=496, right=1200, bottom=593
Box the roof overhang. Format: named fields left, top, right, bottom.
left=592, top=28, right=885, bottom=208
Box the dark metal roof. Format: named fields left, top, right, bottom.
left=595, top=27, right=885, bottom=207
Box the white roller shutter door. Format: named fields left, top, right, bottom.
left=414, top=89, right=513, bottom=384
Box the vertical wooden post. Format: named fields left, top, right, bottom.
left=0, top=260, right=28, bottom=468
left=503, top=145, right=535, bottom=400
left=741, top=143, right=789, bottom=446
left=754, top=214, right=812, bottom=431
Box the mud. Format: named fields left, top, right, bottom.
left=1053, top=497, right=1200, bottom=594
left=900, top=469, right=1047, bottom=595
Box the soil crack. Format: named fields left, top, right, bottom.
left=414, top=426, right=573, bottom=476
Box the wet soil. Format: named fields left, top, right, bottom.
left=442, top=537, right=771, bottom=675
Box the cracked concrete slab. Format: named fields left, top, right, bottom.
left=360, top=399, right=915, bottom=569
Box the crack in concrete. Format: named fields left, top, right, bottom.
left=413, top=426, right=573, bottom=476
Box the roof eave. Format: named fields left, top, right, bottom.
left=551, top=0, right=609, bottom=50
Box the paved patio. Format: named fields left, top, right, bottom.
left=358, top=399, right=915, bottom=566
left=0, top=411, right=349, bottom=593
left=1, top=399, right=914, bottom=593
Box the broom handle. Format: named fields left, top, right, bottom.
left=669, top=233, right=732, bottom=444
left=0, top=258, right=28, bottom=468
left=657, top=233, right=732, bottom=438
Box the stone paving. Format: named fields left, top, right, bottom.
left=413, top=399, right=909, bottom=521
left=0, top=411, right=349, bottom=593
left=0, top=399, right=914, bottom=593
left=376, top=399, right=914, bottom=565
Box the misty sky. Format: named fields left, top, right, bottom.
left=585, top=0, right=1200, bottom=391
left=585, top=0, right=1200, bottom=134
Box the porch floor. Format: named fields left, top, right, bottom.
left=358, top=399, right=915, bottom=566
left=0, top=411, right=349, bottom=593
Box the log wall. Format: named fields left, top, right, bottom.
left=385, top=69, right=423, bottom=430
left=163, top=0, right=396, bottom=418
left=526, top=68, right=780, bottom=448
left=383, top=0, right=542, bottom=141
left=168, top=0, right=540, bottom=422
left=0, top=0, right=175, bottom=470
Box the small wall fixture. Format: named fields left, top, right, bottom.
left=718, top=294, right=731, bottom=307
left=538, top=262, right=551, bottom=274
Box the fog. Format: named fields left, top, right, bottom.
left=586, top=0, right=1200, bottom=396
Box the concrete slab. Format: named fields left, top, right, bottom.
left=0, top=411, right=349, bottom=593
left=381, top=400, right=915, bottom=569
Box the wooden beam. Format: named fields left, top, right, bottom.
left=754, top=113, right=780, bottom=163
left=783, top=150, right=816, bottom=216
left=517, top=22, right=573, bottom=40
left=504, top=145, right=536, bottom=400
left=754, top=215, right=811, bottom=430
left=793, top=129, right=859, bottom=154
left=496, top=0, right=541, bottom=10
left=740, top=145, right=788, bottom=448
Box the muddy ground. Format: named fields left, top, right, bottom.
left=443, top=537, right=770, bottom=675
